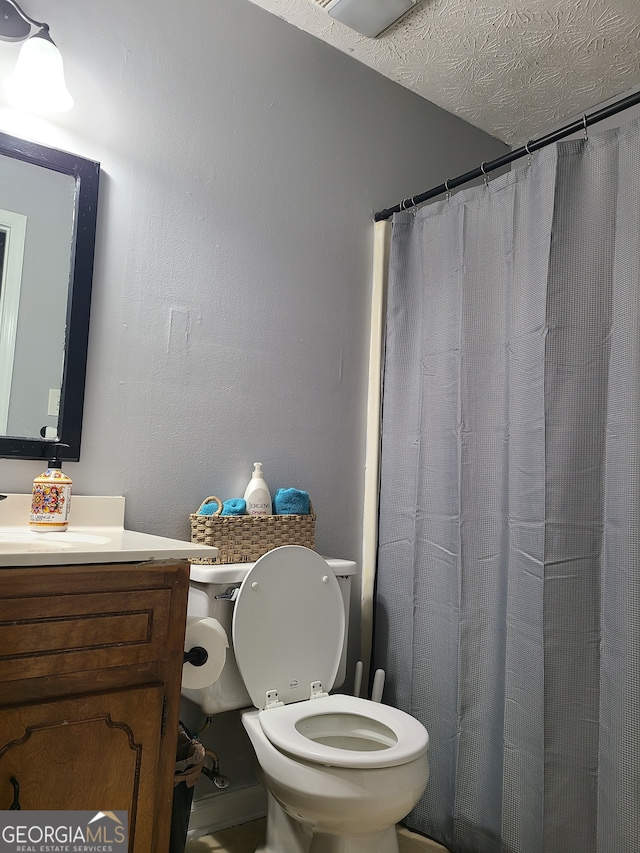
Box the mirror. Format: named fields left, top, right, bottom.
left=0, top=130, right=99, bottom=461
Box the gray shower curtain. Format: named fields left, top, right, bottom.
left=374, top=118, right=640, bottom=853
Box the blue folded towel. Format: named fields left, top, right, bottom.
left=274, top=488, right=310, bottom=515
left=221, top=498, right=247, bottom=516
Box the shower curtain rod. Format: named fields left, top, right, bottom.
left=374, top=88, right=640, bottom=222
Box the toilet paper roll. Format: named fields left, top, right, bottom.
left=182, top=617, right=229, bottom=690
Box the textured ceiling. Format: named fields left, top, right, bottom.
left=247, top=0, right=640, bottom=145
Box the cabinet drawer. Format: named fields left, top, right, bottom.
left=0, top=589, right=172, bottom=684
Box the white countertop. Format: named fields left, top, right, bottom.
left=0, top=494, right=218, bottom=568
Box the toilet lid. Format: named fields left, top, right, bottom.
left=232, top=546, right=345, bottom=710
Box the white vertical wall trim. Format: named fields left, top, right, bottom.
left=0, top=208, right=28, bottom=435
left=360, top=219, right=391, bottom=689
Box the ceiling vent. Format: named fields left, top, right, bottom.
left=314, top=0, right=417, bottom=38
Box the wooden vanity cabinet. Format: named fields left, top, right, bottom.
left=0, top=559, right=189, bottom=853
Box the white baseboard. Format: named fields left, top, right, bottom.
left=187, top=783, right=267, bottom=840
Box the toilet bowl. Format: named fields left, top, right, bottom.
left=243, top=695, right=429, bottom=853
left=183, top=546, right=430, bottom=853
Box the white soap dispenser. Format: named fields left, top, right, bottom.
left=243, top=462, right=272, bottom=516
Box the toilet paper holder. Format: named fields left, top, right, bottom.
left=182, top=617, right=229, bottom=690
left=184, top=646, right=209, bottom=667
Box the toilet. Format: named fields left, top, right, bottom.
left=182, top=545, right=429, bottom=853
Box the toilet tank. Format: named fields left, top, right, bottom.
left=182, top=556, right=357, bottom=715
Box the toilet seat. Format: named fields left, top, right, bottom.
left=232, top=546, right=345, bottom=709
left=257, top=693, right=429, bottom=769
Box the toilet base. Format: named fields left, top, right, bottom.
left=308, top=825, right=399, bottom=853
left=257, top=790, right=312, bottom=853
left=256, top=790, right=400, bottom=853
left=258, top=827, right=399, bottom=853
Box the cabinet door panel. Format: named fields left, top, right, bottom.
left=0, top=684, right=164, bottom=852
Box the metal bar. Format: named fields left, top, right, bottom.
left=374, top=89, right=640, bottom=222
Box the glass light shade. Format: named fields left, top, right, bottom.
left=3, top=33, right=73, bottom=113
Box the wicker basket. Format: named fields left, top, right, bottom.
left=190, top=496, right=316, bottom=564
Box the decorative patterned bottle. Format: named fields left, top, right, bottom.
left=30, top=444, right=72, bottom=531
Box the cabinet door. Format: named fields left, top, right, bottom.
left=0, top=684, right=164, bottom=852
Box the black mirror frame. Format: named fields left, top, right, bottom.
left=0, top=130, right=100, bottom=462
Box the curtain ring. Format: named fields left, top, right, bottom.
left=524, top=141, right=532, bottom=166
left=444, top=179, right=451, bottom=201
left=480, top=162, right=489, bottom=188
left=583, top=115, right=588, bottom=140
left=410, top=195, right=418, bottom=216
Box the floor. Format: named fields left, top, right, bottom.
left=185, top=818, right=450, bottom=852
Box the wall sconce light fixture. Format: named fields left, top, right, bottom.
left=0, top=0, right=73, bottom=112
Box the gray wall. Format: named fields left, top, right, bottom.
left=0, top=0, right=507, bottom=648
